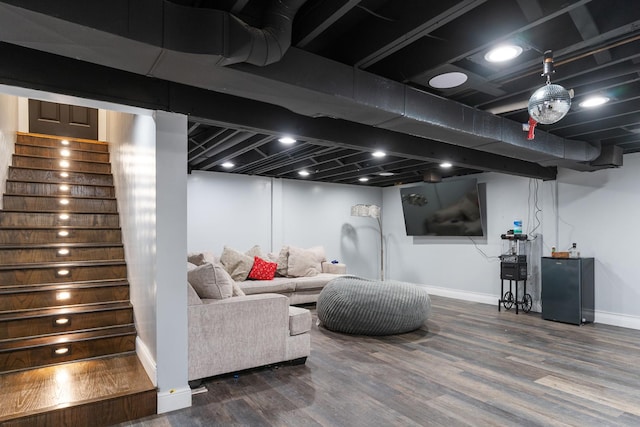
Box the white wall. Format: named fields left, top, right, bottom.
left=107, top=110, right=190, bottom=412
left=0, top=93, right=18, bottom=208
left=107, top=111, right=159, bottom=366
left=187, top=171, right=382, bottom=279
left=543, top=154, right=640, bottom=325
left=383, top=173, right=543, bottom=304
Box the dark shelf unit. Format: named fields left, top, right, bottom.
left=541, top=257, right=594, bottom=325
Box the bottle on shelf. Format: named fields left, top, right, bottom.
left=569, top=243, right=579, bottom=258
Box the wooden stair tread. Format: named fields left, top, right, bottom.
left=9, top=165, right=112, bottom=176
left=6, top=179, right=114, bottom=188
left=3, top=194, right=116, bottom=201
left=0, top=260, right=126, bottom=270
left=0, top=279, right=129, bottom=294
left=15, top=142, right=109, bottom=155
left=0, top=242, right=123, bottom=249
left=0, top=225, right=120, bottom=230
left=0, top=302, right=132, bottom=322
left=8, top=165, right=112, bottom=176
left=0, top=354, right=156, bottom=424
left=17, top=131, right=109, bottom=146
left=12, top=153, right=110, bottom=165
left=0, top=325, right=136, bottom=351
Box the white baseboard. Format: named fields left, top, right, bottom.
left=157, top=386, right=192, bottom=414
left=422, top=284, right=497, bottom=306
left=421, top=284, right=640, bottom=331
left=136, top=336, right=157, bottom=387
left=595, top=310, right=640, bottom=330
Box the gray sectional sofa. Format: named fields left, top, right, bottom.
left=186, top=245, right=345, bottom=382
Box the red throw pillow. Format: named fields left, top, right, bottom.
left=248, top=256, right=278, bottom=280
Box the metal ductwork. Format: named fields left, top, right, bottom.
left=0, top=0, right=603, bottom=171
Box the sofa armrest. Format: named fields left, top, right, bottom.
left=188, top=293, right=289, bottom=380
left=322, top=261, right=346, bottom=274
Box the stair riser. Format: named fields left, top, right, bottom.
left=0, top=265, right=127, bottom=286
left=6, top=182, right=115, bottom=198
left=0, top=247, right=124, bottom=264
left=9, top=167, right=113, bottom=186
left=3, top=196, right=117, bottom=212
left=0, top=212, right=120, bottom=228
left=0, top=334, right=136, bottom=373
left=0, top=308, right=133, bottom=340
left=15, top=145, right=110, bottom=163
left=17, top=134, right=109, bottom=153
left=12, top=155, right=111, bottom=174
left=0, top=229, right=122, bottom=244
left=0, top=286, right=130, bottom=311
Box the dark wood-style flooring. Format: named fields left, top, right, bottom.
left=118, top=296, right=640, bottom=426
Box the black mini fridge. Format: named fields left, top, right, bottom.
left=541, top=257, right=594, bottom=325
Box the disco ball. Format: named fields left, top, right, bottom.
left=528, top=83, right=571, bottom=124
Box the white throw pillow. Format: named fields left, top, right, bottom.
left=187, top=251, right=217, bottom=266
left=287, top=246, right=326, bottom=277
left=267, top=246, right=289, bottom=277
left=220, top=246, right=256, bottom=281
left=187, top=262, right=233, bottom=299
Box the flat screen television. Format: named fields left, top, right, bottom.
left=399, top=178, right=486, bottom=237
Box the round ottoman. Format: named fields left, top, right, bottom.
left=317, top=277, right=431, bottom=335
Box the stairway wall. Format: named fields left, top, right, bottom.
left=105, top=109, right=190, bottom=413
left=0, top=93, right=18, bottom=208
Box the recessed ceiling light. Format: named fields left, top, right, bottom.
left=579, top=96, right=610, bottom=108
left=298, top=170, right=310, bottom=177
left=278, top=136, right=296, bottom=144
left=358, top=177, right=369, bottom=182
left=221, top=162, right=235, bottom=168
left=485, top=45, right=523, bottom=63
left=440, top=162, right=453, bottom=168
left=379, top=172, right=394, bottom=176
left=372, top=151, right=386, bottom=158
left=429, top=72, right=468, bottom=89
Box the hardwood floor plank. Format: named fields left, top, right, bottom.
left=118, top=296, right=640, bottom=426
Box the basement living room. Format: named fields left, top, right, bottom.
left=1, top=0, right=640, bottom=425
left=1, top=90, right=640, bottom=426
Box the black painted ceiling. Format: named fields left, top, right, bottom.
left=182, top=0, right=640, bottom=186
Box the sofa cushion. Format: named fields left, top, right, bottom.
left=188, top=251, right=217, bottom=266
left=232, top=281, right=246, bottom=297
left=187, top=282, right=202, bottom=305
left=187, top=262, right=233, bottom=299
left=267, top=246, right=289, bottom=277
left=287, top=246, right=326, bottom=277
left=220, top=246, right=255, bottom=281
left=239, top=277, right=297, bottom=295
left=288, top=306, right=312, bottom=336
left=248, top=256, right=278, bottom=280
left=292, top=273, right=342, bottom=291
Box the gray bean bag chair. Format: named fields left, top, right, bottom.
left=317, top=276, right=431, bottom=335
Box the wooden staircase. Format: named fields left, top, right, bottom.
left=0, top=133, right=156, bottom=426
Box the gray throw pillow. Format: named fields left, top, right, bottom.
left=187, top=262, right=233, bottom=299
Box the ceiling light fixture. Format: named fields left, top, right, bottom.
left=358, top=177, right=369, bottom=182
left=440, top=162, right=453, bottom=168
left=428, top=72, right=468, bottom=89
left=278, top=136, right=296, bottom=144
left=372, top=151, right=386, bottom=158
left=485, top=45, right=523, bottom=63
left=221, top=162, right=235, bottom=168
left=579, top=96, right=609, bottom=108
left=379, top=172, right=394, bottom=176
left=298, top=170, right=310, bottom=177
